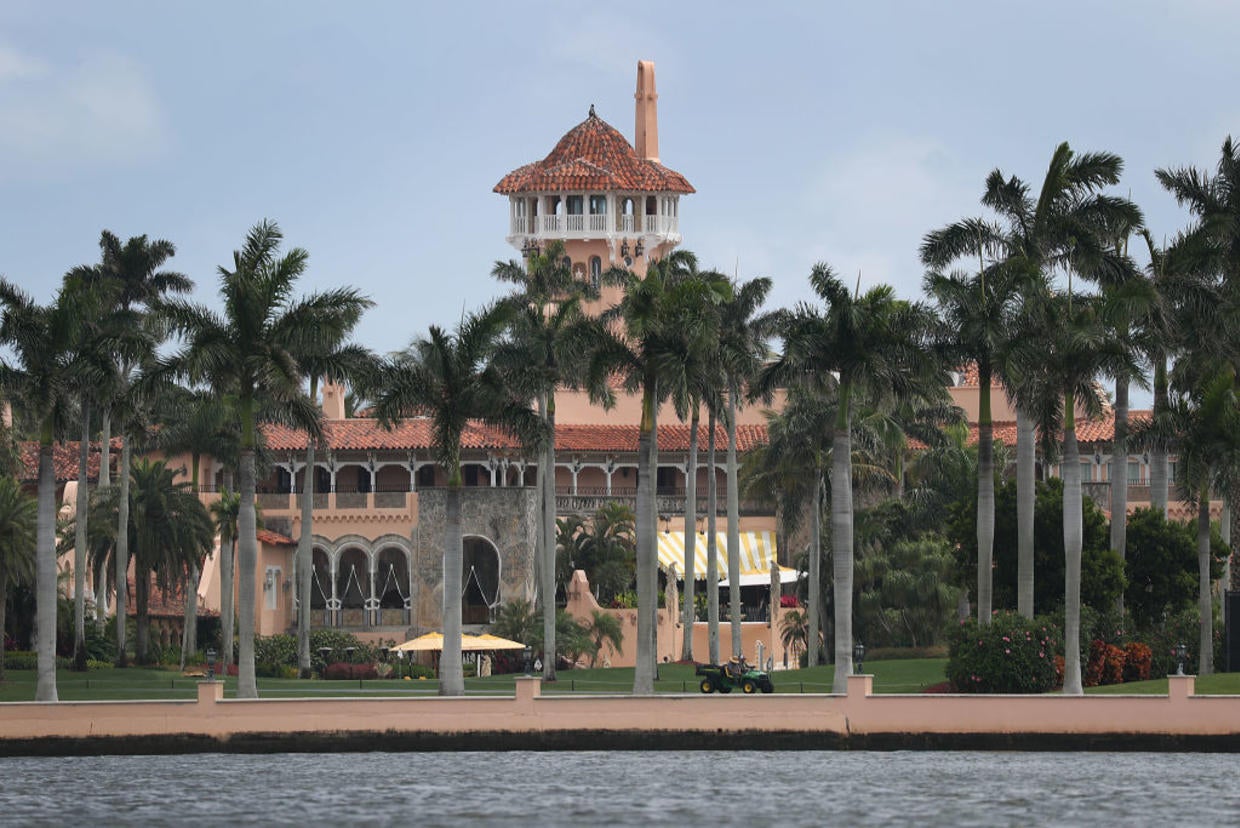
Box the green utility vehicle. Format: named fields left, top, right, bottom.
left=695, top=660, right=774, bottom=694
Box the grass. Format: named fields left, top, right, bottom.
left=0, top=658, right=949, bottom=702
left=4, top=661, right=1238, bottom=701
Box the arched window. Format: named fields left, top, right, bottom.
left=589, top=256, right=601, bottom=290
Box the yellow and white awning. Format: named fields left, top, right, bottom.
left=656, top=531, right=798, bottom=585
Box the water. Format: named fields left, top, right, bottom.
left=1, top=751, right=1236, bottom=826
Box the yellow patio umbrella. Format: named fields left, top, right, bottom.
left=465, top=633, right=527, bottom=651
left=391, top=634, right=483, bottom=654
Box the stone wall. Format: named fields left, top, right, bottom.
left=412, top=487, right=540, bottom=630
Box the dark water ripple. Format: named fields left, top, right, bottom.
left=0, top=750, right=1237, bottom=826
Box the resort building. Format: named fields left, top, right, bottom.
left=28, top=61, right=1225, bottom=670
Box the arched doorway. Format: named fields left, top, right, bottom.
left=462, top=536, right=500, bottom=625
left=336, top=547, right=370, bottom=628
left=375, top=546, right=411, bottom=626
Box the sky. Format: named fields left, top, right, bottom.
left=1, top=1, right=1238, bottom=409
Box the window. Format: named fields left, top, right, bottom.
left=589, top=256, right=601, bottom=290
left=416, top=465, right=436, bottom=487
left=566, top=195, right=584, bottom=215
left=656, top=466, right=676, bottom=495
left=589, top=194, right=607, bottom=215
left=1079, top=461, right=1092, bottom=482
left=315, top=467, right=331, bottom=493
left=1169, top=461, right=1177, bottom=483
left=1128, top=461, right=1141, bottom=484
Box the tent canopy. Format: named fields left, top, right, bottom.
left=391, top=632, right=529, bottom=652
left=656, top=530, right=797, bottom=585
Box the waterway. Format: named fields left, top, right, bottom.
left=2, top=750, right=1236, bottom=826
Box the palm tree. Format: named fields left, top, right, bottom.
left=0, top=476, right=36, bottom=681
left=937, top=143, right=1142, bottom=617
left=492, top=240, right=600, bottom=683
left=594, top=251, right=730, bottom=693
left=292, top=342, right=373, bottom=679
left=761, top=266, right=942, bottom=691
left=72, top=231, right=191, bottom=665
left=372, top=303, right=543, bottom=696
left=161, top=220, right=367, bottom=698
left=152, top=387, right=240, bottom=667
left=719, top=276, right=774, bottom=657
left=922, top=221, right=1027, bottom=623
left=0, top=279, right=105, bottom=700
left=743, top=385, right=836, bottom=666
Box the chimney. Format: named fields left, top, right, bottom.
left=321, top=381, right=346, bottom=420
left=634, top=60, right=659, bottom=162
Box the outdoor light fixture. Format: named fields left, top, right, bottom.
left=345, top=646, right=356, bottom=663
left=620, top=240, right=630, bottom=258
left=1176, top=642, right=1188, bottom=676
left=853, top=642, right=865, bottom=674
left=205, top=648, right=217, bottom=682
left=521, top=239, right=540, bottom=258
left=523, top=645, right=533, bottom=676
left=634, top=239, right=644, bottom=257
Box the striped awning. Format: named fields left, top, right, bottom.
left=656, top=531, right=797, bottom=584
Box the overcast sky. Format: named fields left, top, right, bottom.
left=2, top=1, right=1237, bottom=409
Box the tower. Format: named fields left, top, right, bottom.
left=494, top=60, right=694, bottom=307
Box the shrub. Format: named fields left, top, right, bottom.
left=404, top=663, right=434, bottom=679
left=1084, top=639, right=1126, bottom=687
left=375, top=663, right=394, bottom=679
left=946, top=611, right=1060, bottom=694
left=323, top=662, right=379, bottom=680
left=1123, top=642, right=1153, bottom=682
left=3, top=650, right=37, bottom=670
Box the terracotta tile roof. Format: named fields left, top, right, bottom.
left=955, top=362, right=999, bottom=388
left=263, top=420, right=768, bottom=455
left=494, top=110, right=694, bottom=195
left=257, top=528, right=295, bottom=546
left=18, top=440, right=117, bottom=483
left=970, top=411, right=1152, bottom=447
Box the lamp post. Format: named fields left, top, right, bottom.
left=522, top=644, right=533, bottom=676
left=344, top=646, right=356, bottom=663
left=853, top=642, right=865, bottom=674
left=318, top=646, right=333, bottom=678
left=1175, top=642, right=1187, bottom=676
left=205, top=647, right=217, bottom=682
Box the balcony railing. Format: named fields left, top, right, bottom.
left=510, top=213, right=680, bottom=240
left=1081, top=482, right=1154, bottom=507
left=254, top=489, right=412, bottom=513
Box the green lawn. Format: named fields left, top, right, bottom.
left=0, top=658, right=949, bottom=702
left=18, top=659, right=1240, bottom=701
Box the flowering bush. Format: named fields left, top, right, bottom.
left=780, top=594, right=800, bottom=608
left=946, top=612, right=1060, bottom=694
left=323, top=662, right=379, bottom=680
left=1084, top=639, right=1126, bottom=687
left=1123, top=642, right=1153, bottom=682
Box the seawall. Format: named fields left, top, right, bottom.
left=1, top=675, right=1236, bottom=756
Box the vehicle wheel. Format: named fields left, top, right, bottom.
left=741, top=679, right=757, bottom=694
left=699, top=678, right=714, bottom=694
left=760, top=682, right=773, bottom=694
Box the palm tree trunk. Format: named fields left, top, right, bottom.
left=440, top=483, right=465, bottom=696
left=236, top=446, right=259, bottom=698
left=0, top=565, right=8, bottom=681
left=1062, top=396, right=1084, bottom=695
left=1197, top=490, right=1214, bottom=675
left=1016, top=407, right=1036, bottom=618
left=94, top=555, right=107, bottom=635
left=99, top=411, right=111, bottom=488
left=681, top=404, right=700, bottom=661
left=35, top=440, right=58, bottom=701
left=633, top=385, right=657, bottom=694
left=806, top=475, right=822, bottom=668
left=1150, top=354, right=1169, bottom=516
left=977, top=372, right=994, bottom=625
left=135, top=568, right=149, bottom=663
left=706, top=408, right=720, bottom=665
left=542, top=392, right=557, bottom=682
left=181, top=563, right=198, bottom=671
left=831, top=389, right=855, bottom=694
left=297, top=435, right=316, bottom=678
left=114, top=435, right=131, bottom=668
left=74, top=402, right=90, bottom=670
left=726, top=389, right=742, bottom=658
left=221, top=536, right=235, bottom=667
left=1110, top=376, right=1129, bottom=612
